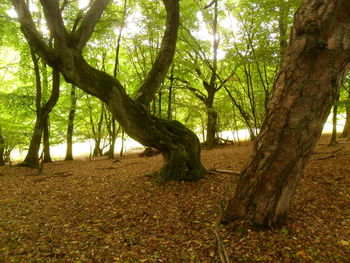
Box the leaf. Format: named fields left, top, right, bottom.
left=338, top=240, right=349, bottom=246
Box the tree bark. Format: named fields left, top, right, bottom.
left=0, top=126, right=5, bottom=166
left=65, top=85, right=77, bottom=161
left=222, top=0, right=350, bottom=228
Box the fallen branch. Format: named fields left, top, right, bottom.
left=213, top=200, right=231, bottom=263
left=210, top=169, right=241, bottom=175
left=313, top=148, right=343, bottom=155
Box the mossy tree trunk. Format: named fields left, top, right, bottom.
left=222, top=0, right=350, bottom=228
left=13, top=0, right=206, bottom=180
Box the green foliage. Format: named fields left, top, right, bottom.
left=1, top=0, right=304, bottom=158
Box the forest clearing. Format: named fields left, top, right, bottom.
left=0, top=135, right=349, bottom=262
left=1, top=0, right=350, bottom=261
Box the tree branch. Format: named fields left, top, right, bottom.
left=39, top=0, right=68, bottom=44
left=134, top=0, right=180, bottom=106
left=74, top=0, right=110, bottom=51
left=11, top=0, right=58, bottom=66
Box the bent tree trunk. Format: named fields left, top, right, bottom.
left=22, top=66, right=60, bottom=167
left=13, top=0, right=206, bottom=180
left=222, top=0, right=350, bottom=228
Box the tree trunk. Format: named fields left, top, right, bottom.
left=92, top=103, right=104, bottom=157
left=22, top=49, right=43, bottom=167
left=222, top=0, right=350, bottom=228
left=0, top=126, right=5, bottom=166
left=329, top=96, right=339, bottom=146
left=119, top=129, right=125, bottom=157
left=43, top=116, right=52, bottom=162
left=107, top=117, right=117, bottom=159
left=340, top=92, right=350, bottom=138
left=65, top=85, right=77, bottom=161
left=22, top=50, right=60, bottom=167
left=206, top=106, right=218, bottom=146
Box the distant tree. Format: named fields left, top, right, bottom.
left=222, top=0, right=350, bottom=228
left=340, top=79, right=350, bottom=139
left=0, top=126, right=5, bottom=166
left=65, top=85, right=77, bottom=161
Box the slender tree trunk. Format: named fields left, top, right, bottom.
left=222, top=0, right=350, bottom=228
left=93, top=103, right=104, bottom=157
left=22, top=50, right=60, bottom=167
left=0, top=126, right=5, bottom=166
left=340, top=92, right=350, bottom=138
left=22, top=49, right=43, bottom=167
left=167, top=64, right=174, bottom=120
left=119, top=129, right=125, bottom=157
left=65, top=85, right=77, bottom=161
left=107, top=117, right=117, bottom=159
left=158, top=90, right=162, bottom=118
left=329, top=96, right=339, bottom=146
left=43, top=116, right=52, bottom=162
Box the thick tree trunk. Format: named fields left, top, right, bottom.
left=65, top=85, right=77, bottom=161
left=222, top=0, right=350, bottom=228
left=0, top=126, right=5, bottom=166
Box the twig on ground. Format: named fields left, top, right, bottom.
left=213, top=200, right=231, bottom=263
left=210, top=169, right=241, bottom=175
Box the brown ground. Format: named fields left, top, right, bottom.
left=0, top=135, right=349, bottom=262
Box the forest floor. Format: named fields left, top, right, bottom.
left=0, top=135, right=349, bottom=263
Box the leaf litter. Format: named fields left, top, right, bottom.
left=0, top=135, right=349, bottom=262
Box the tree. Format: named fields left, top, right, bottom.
left=0, top=125, right=5, bottom=166
left=65, top=85, right=77, bottom=161
left=12, top=0, right=206, bottom=181
left=21, top=49, right=60, bottom=167
left=340, top=79, right=350, bottom=139
left=222, top=0, right=350, bottom=228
